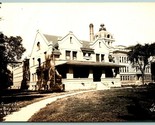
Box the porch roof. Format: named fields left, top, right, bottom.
left=56, top=60, right=125, bottom=68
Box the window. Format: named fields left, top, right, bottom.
left=54, top=55, right=60, bottom=59
left=70, top=37, right=72, bottom=44
left=122, top=76, right=125, bottom=80
left=88, top=53, right=91, bottom=57
left=32, top=73, right=34, bottom=82
left=37, top=58, right=41, bottom=67
left=120, top=76, right=122, bottom=81
left=83, top=52, right=86, bottom=57
left=120, top=57, right=121, bottom=63
left=107, top=34, right=110, bottom=38
left=37, top=42, right=40, bottom=50
left=127, top=76, right=129, bottom=80
left=101, top=54, right=104, bottom=62
left=122, top=57, right=124, bottom=63
left=99, top=42, right=101, bottom=48
left=124, top=57, right=126, bottom=63
left=127, top=57, right=129, bottom=63
left=126, top=67, right=129, bottom=72
left=66, top=51, right=71, bottom=60
left=73, top=51, right=77, bottom=60
left=124, top=67, right=126, bottom=72
left=96, top=54, right=100, bottom=62
left=33, top=58, right=35, bottom=66
left=119, top=68, right=122, bottom=73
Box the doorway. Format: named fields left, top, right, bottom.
left=93, top=68, right=102, bottom=82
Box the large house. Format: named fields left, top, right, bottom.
left=12, top=23, right=152, bottom=90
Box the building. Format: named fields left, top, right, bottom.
left=112, top=45, right=152, bottom=86
left=13, top=23, right=152, bottom=90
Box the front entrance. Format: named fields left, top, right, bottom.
left=93, top=68, right=102, bottom=82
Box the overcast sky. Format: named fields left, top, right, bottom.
left=1, top=2, right=155, bottom=56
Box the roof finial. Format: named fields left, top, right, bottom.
left=99, top=24, right=106, bottom=31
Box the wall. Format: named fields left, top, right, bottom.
left=101, top=78, right=121, bottom=87
left=62, top=78, right=96, bottom=91
left=12, top=65, right=23, bottom=89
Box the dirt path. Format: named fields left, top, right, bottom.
left=3, top=90, right=96, bottom=121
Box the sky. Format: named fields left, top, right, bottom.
left=1, top=2, right=155, bottom=57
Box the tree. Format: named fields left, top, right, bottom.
left=0, top=32, right=26, bottom=89
left=127, top=43, right=154, bottom=84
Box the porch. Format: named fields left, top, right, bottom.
left=56, top=60, right=123, bottom=90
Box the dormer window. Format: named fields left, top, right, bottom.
left=37, top=42, right=40, bottom=50
left=83, top=52, right=86, bottom=57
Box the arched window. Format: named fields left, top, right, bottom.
left=107, top=34, right=110, bottom=38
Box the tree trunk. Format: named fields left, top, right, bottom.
left=141, top=71, right=145, bottom=85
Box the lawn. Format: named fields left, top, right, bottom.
left=29, top=87, right=155, bottom=122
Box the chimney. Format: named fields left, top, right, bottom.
left=89, top=23, right=94, bottom=42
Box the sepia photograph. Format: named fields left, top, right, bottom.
left=0, top=0, right=155, bottom=122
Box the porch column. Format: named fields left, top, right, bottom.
left=101, top=70, right=105, bottom=78
left=67, top=67, right=73, bottom=79
left=88, top=69, right=93, bottom=78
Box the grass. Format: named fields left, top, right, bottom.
left=29, top=87, right=155, bottom=122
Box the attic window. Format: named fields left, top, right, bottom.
left=99, top=42, right=101, bottom=48
left=37, top=42, right=40, bottom=50
left=70, top=37, right=72, bottom=44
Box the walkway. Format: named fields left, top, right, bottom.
left=3, top=90, right=96, bottom=122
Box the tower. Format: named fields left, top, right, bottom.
left=89, top=23, right=94, bottom=42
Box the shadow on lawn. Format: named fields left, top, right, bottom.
left=0, top=89, right=49, bottom=104
left=118, top=87, right=155, bottom=121
left=0, top=95, right=44, bottom=104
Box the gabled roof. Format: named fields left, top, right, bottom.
left=80, top=40, right=94, bottom=53
left=43, top=34, right=62, bottom=45
left=81, top=40, right=90, bottom=48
